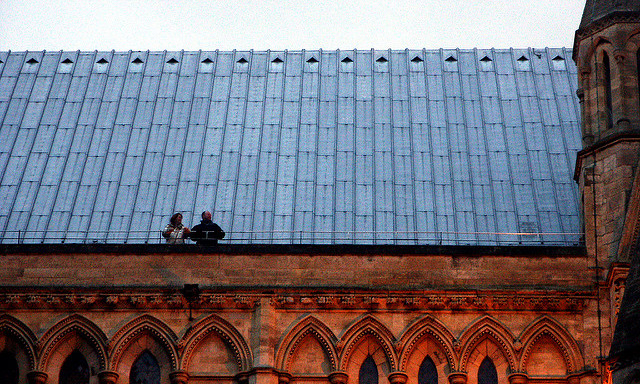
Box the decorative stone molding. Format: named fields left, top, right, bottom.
left=329, top=371, right=349, bottom=384
left=278, top=371, right=292, bottom=384
left=0, top=292, right=589, bottom=312
left=27, top=371, right=48, bottom=384
left=447, top=372, right=468, bottom=384
left=276, top=315, right=338, bottom=372
left=388, top=371, right=408, bottom=384
left=38, top=314, right=108, bottom=371
left=109, top=314, right=179, bottom=371
left=0, top=314, right=38, bottom=370
left=458, top=316, right=517, bottom=372
left=180, top=313, right=251, bottom=372
left=396, top=314, right=456, bottom=371
left=170, top=370, right=189, bottom=384
left=518, top=316, right=583, bottom=373
left=338, top=315, right=398, bottom=371
left=98, top=371, right=119, bottom=384
left=508, top=373, right=528, bottom=384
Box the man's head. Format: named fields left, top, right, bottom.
left=201, top=211, right=212, bottom=220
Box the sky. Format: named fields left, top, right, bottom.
left=0, top=0, right=586, bottom=51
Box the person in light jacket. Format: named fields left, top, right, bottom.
left=162, top=212, right=190, bottom=244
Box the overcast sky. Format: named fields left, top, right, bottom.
left=0, top=0, right=586, bottom=51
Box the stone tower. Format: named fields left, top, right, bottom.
left=574, top=1, right=640, bottom=382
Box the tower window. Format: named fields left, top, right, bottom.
left=0, top=350, right=19, bottom=384
left=418, top=356, right=438, bottom=384
left=130, top=350, right=161, bottom=384
left=478, top=357, right=498, bottom=384
left=59, top=350, right=90, bottom=384
left=359, top=355, right=378, bottom=384
left=603, top=52, right=613, bottom=129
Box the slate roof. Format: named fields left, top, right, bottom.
left=579, top=0, right=640, bottom=29
left=0, top=49, right=582, bottom=245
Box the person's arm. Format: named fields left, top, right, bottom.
left=213, top=223, right=225, bottom=239
left=162, top=224, right=173, bottom=239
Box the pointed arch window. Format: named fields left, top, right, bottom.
left=130, top=350, right=161, bottom=384
left=359, top=355, right=379, bottom=384
left=637, top=49, right=640, bottom=115
left=0, top=350, right=19, bottom=384
left=478, top=357, right=498, bottom=384
left=603, top=52, right=613, bottom=129
left=59, top=350, right=90, bottom=384
left=418, top=356, right=438, bottom=384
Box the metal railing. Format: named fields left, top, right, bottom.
left=1, top=229, right=583, bottom=246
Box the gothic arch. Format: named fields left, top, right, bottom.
left=180, top=313, right=252, bottom=372
left=38, top=314, right=107, bottom=372
left=109, top=314, right=179, bottom=372
left=518, top=316, right=583, bottom=373
left=580, top=36, right=614, bottom=70
left=0, top=314, right=37, bottom=371
left=397, top=314, right=456, bottom=371
left=458, top=316, right=517, bottom=372
left=276, top=315, right=339, bottom=372
left=338, top=315, right=397, bottom=371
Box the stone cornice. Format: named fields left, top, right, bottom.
left=573, top=132, right=640, bottom=181
left=573, top=12, right=640, bottom=60
left=0, top=290, right=592, bottom=312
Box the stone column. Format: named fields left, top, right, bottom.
left=279, top=371, right=292, bottom=384
left=508, top=373, right=528, bottom=384
left=98, top=371, right=119, bottom=384
left=329, top=371, right=349, bottom=384
left=27, top=371, right=48, bottom=384
left=388, top=372, right=408, bottom=384
left=170, top=370, right=189, bottom=384
left=447, top=372, right=468, bottom=384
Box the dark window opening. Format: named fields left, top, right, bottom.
left=26, top=58, right=39, bottom=64
left=359, top=355, right=378, bottom=384
left=272, top=57, right=283, bottom=63
left=517, top=56, right=529, bottom=62
left=480, top=56, right=492, bottom=62
left=237, top=58, right=248, bottom=64
left=478, top=357, right=498, bottom=384
left=59, top=350, right=90, bottom=384
left=0, top=350, right=19, bottom=384
left=376, top=57, right=388, bottom=63
left=132, top=58, right=144, bottom=64
left=97, top=58, right=109, bottom=64
left=341, top=57, right=353, bottom=63
left=61, top=58, right=73, bottom=64
left=166, top=58, right=179, bottom=64
left=445, top=56, right=457, bottom=62
left=418, top=356, right=438, bottom=384
left=201, top=58, right=213, bottom=64
left=411, top=56, right=423, bottom=63
left=637, top=49, right=640, bottom=115
left=604, top=52, right=613, bottom=129
left=307, top=57, right=319, bottom=63
left=130, top=350, right=161, bottom=384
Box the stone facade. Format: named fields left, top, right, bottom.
left=0, top=245, right=599, bottom=384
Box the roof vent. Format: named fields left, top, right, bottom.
left=307, top=57, right=318, bottom=63
left=61, top=58, right=73, bottom=64
left=445, top=56, right=457, bottom=62
left=480, top=56, right=492, bottom=62
left=97, top=58, right=109, bottom=64
left=132, top=58, right=144, bottom=64
left=201, top=58, right=213, bottom=64
left=0, top=59, right=4, bottom=64
left=167, top=58, right=179, bottom=64
left=237, top=58, right=248, bottom=64
left=341, top=57, right=353, bottom=63
left=552, top=55, right=565, bottom=61
left=376, top=56, right=388, bottom=63
left=411, top=56, right=423, bottom=63
left=26, top=58, right=39, bottom=64
left=517, top=55, right=529, bottom=62
left=272, top=57, right=283, bottom=63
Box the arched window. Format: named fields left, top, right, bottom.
left=478, top=356, right=498, bottom=384
left=603, top=52, right=613, bottom=129
left=418, top=356, right=438, bottom=384
left=637, top=49, right=640, bottom=114
left=0, top=350, right=19, bottom=384
left=359, top=355, right=378, bottom=384
left=130, top=350, right=161, bottom=384
left=59, top=350, right=90, bottom=384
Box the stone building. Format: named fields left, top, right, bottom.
left=0, top=1, right=638, bottom=384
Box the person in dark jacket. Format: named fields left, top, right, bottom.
left=188, top=211, right=225, bottom=245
